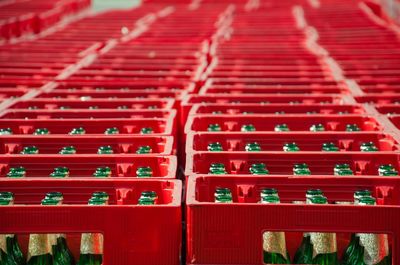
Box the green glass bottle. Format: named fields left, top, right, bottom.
left=140, top=127, right=153, bottom=134
left=341, top=190, right=372, bottom=265
left=293, top=163, right=311, bottom=175
left=283, top=142, right=300, bottom=152
left=241, top=124, right=256, bottom=132
left=310, top=124, right=325, bottom=132
left=261, top=195, right=290, bottom=264
left=342, top=196, right=390, bottom=265
left=77, top=198, right=105, bottom=265
left=249, top=163, right=269, bottom=175
left=294, top=196, right=338, bottom=264
left=136, top=166, right=153, bottom=178
left=44, top=193, right=74, bottom=265
left=214, top=187, right=233, bottom=203
left=322, top=142, right=339, bottom=152
left=50, top=167, right=69, bottom=178
left=260, top=188, right=278, bottom=200
left=33, top=128, right=50, bottom=135
left=0, top=195, right=25, bottom=265
left=97, top=146, right=113, bottom=154
left=245, top=142, right=261, bottom=152
left=91, top=192, right=109, bottom=203
left=138, top=197, right=155, bottom=205
left=104, top=127, right=119, bottom=135
left=209, top=163, right=227, bottom=174
left=0, top=128, right=13, bottom=135
left=275, top=124, right=289, bottom=132
left=208, top=124, right=221, bottom=132
left=7, top=167, right=26, bottom=178
left=59, top=146, right=76, bottom=155
left=346, top=124, right=361, bottom=132
left=21, top=146, right=39, bottom=155
left=27, top=199, right=55, bottom=265
left=92, top=167, right=111, bottom=178
left=207, top=142, right=223, bottom=152
left=69, top=127, right=85, bottom=135
left=136, top=145, right=152, bottom=154
left=360, top=142, right=378, bottom=152
left=139, top=191, right=158, bottom=204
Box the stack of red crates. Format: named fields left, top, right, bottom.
left=184, top=0, right=400, bottom=264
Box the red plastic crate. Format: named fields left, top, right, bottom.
left=388, top=115, right=400, bottom=131
left=0, top=109, right=176, bottom=120
left=185, top=152, right=400, bottom=176
left=0, top=118, right=175, bottom=135
left=0, top=155, right=176, bottom=178
left=0, top=135, right=174, bottom=155
left=186, top=132, right=400, bottom=153
left=188, top=104, right=367, bottom=116
left=7, top=98, right=176, bottom=110
left=184, top=115, right=384, bottom=133
left=186, top=175, right=400, bottom=265
left=0, top=178, right=182, bottom=265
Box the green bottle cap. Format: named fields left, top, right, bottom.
left=310, top=123, right=325, bottom=132
left=378, top=164, right=395, bottom=174
left=93, top=167, right=112, bottom=178
left=360, top=142, right=378, bottom=152
left=250, top=163, right=269, bottom=175
left=92, top=191, right=109, bottom=201
left=335, top=169, right=354, bottom=176
left=7, top=167, right=26, bottom=178
left=0, top=197, right=11, bottom=205
left=50, top=167, right=69, bottom=178
left=261, top=195, right=280, bottom=204
left=382, top=170, right=399, bottom=176
left=136, top=145, right=153, bottom=154
left=140, top=127, right=154, bottom=134
left=138, top=197, right=155, bottom=205
left=209, top=163, right=227, bottom=174
left=34, top=128, right=50, bottom=135
left=0, top=128, right=13, bottom=135
left=241, top=124, right=256, bottom=132
left=69, top=127, right=85, bottom=135
left=275, top=124, right=289, bottom=132
left=354, top=190, right=371, bottom=204
left=346, top=124, right=361, bottom=132
left=45, top=192, right=63, bottom=201
left=358, top=196, right=376, bottom=206
left=261, top=188, right=278, bottom=198
left=207, top=142, right=223, bottom=152
left=88, top=197, right=106, bottom=205
left=104, top=127, right=119, bottom=135
left=88, top=106, right=99, bottom=109
left=97, top=146, right=113, bottom=154
left=245, top=142, right=261, bottom=152
left=215, top=187, right=232, bottom=196
left=0, top=191, right=14, bottom=199
left=208, top=124, right=222, bottom=132
left=283, top=142, right=300, bottom=152
left=136, top=166, right=153, bottom=178
left=334, top=163, right=350, bottom=175
left=140, top=191, right=157, bottom=199
left=59, top=146, right=76, bottom=155
left=309, top=195, right=328, bottom=204
left=215, top=193, right=233, bottom=203
left=306, top=189, right=323, bottom=198
left=322, top=142, right=339, bottom=152
left=117, top=105, right=128, bottom=110
left=41, top=198, right=58, bottom=205
left=293, top=163, right=311, bottom=175
left=21, top=146, right=39, bottom=154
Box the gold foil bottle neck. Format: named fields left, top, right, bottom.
left=359, top=233, right=389, bottom=264
left=310, top=232, right=337, bottom=258
left=28, top=234, right=51, bottom=260
left=80, top=233, right=104, bottom=254
left=263, top=231, right=288, bottom=259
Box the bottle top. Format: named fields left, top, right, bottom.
left=245, top=142, right=261, bottom=152
left=140, top=127, right=153, bottom=134
left=283, top=142, right=300, bottom=151
left=0, top=191, right=14, bottom=199
left=136, top=166, right=153, bottom=177
left=261, top=188, right=278, bottom=197
left=261, top=195, right=280, bottom=204
left=98, top=145, right=113, bottom=154
left=241, top=124, right=256, bottom=132
left=45, top=192, right=63, bottom=201
left=215, top=193, right=233, bottom=203
left=136, top=145, right=152, bottom=154
left=309, top=195, right=328, bottom=204
left=306, top=189, right=323, bottom=198
left=33, top=128, right=50, bottom=135
left=88, top=197, right=106, bottom=205
left=310, top=123, right=325, bottom=131
left=215, top=187, right=232, bottom=196
left=322, top=142, right=339, bottom=151
left=104, top=127, right=119, bottom=135
left=275, top=124, right=289, bottom=131
left=21, top=146, right=39, bottom=154
left=60, top=146, right=76, bottom=154
left=0, top=128, right=12, bottom=135
left=208, top=123, right=221, bottom=132
left=346, top=124, right=361, bottom=131
left=92, top=191, right=109, bottom=201
left=69, top=127, right=86, bottom=135
left=138, top=197, right=155, bottom=205
left=140, top=191, right=157, bottom=199
left=0, top=197, right=12, bottom=205
left=358, top=196, right=376, bottom=205
left=41, top=198, right=58, bottom=205
left=208, top=142, right=223, bottom=151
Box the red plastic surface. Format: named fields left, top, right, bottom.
left=184, top=115, right=384, bottom=133
left=0, top=179, right=182, bottom=265
left=186, top=175, right=400, bottom=265
left=185, top=152, right=400, bottom=176
left=186, top=132, right=400, bottom=153
left=0, top=155, right=176, bottom=178
left=0, top=135, right=174, bottom=155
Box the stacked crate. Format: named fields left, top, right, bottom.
left=185, top=0, right=400, bottom=265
